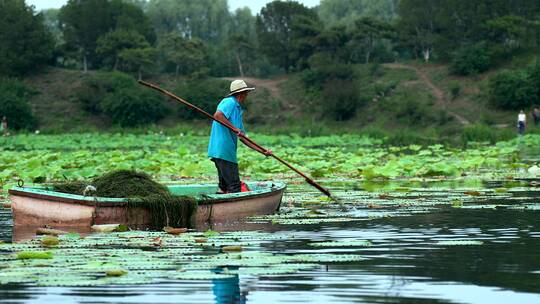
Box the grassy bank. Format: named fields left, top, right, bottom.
left=13, top=61, right=536, bottom=146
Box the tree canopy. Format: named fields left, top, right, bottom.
left=0, top=0, right=54, bottom=76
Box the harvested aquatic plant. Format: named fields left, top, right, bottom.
left=54, top=170, right=197, bottom=228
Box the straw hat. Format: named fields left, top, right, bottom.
left=228, top=80, right=255, bottom=96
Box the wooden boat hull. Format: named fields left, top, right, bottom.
left=8, top=182, right=286, bottom=228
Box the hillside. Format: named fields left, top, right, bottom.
left=21, top=63, right=524, bottom=138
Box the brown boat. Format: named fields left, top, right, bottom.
left=8, top=182, right=286, bottom=228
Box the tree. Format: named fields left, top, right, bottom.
left=0, top=0, right=54, bottom=76
left=59, top=0, right=114, bottom=71
left=488, top=69, right=537, bottom=109
left=0, top=78, right=38, bottom=130
left=228, top=8, right=258, bottom=76
left=318, top=0, right=399, bottom=26
left=119, top=47, right=157, bottom=80
left=41, top=9, right=63, bottom=46
left=313, top=25, right=351, bottom=63
left=397, top=0, right=438, bottom=62
left=59, top=0, right=155, bottom=71
left=147, top=0, right=231, bottom=44
left=290, top=15, right=323, bottom=70
left=96, top=29, right=150, bottom=70
left=349, top=17, right=394, bottom=63
left=159, top=33, right=207, bottom=77
left=396, top=0, right=540, bottom=61
left=256, top=1, right=321, bottom=72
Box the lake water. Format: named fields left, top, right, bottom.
left=1, top=180, right=539, bottom=304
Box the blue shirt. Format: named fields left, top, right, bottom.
left=207, top=96, right=245, bottom=163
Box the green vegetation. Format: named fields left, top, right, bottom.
left=488, top=64, right=539, bottom=110
left=54, top=170, right=197, bottom=228
left=1, top=132, right=537, bottom=190
left=450, top=42, right=493, bottom=76
left=0, top=78, right=38, bottom=130
left=0, top=0, right=53, bottom=76
left=75, top=71, right=166, bottom=126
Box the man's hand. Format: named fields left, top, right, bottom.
left=235, top=129, right=244, bottom=137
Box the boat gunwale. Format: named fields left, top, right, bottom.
left=8, top=182, right=286, bottom=207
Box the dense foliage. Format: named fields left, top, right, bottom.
left=488, top=64, right=540, bottom=109
left=0, top=0, right=54, bottom=76
left=75, top=72, right=166, bottom=126
left=450, top=42, right=493, bottom=76
left=173, top=78, right=230, bottom=120
left=0, top=78, right=38, bottom=130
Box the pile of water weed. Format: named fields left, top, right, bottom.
left=53, top=170, right=197, bottom=228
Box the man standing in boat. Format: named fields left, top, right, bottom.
left=208, top=80, right=270, bottom=193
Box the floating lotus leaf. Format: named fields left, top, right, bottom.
left=106, top=269, right=128, bottom=276
left=41, top=236, right=59, bottom=247
left=16, top=251, right=53, bottom=259
left=436, top=240, right=484, bottom=245
left=309, top=239, right=372, bottom=247
left=167, top=271, right=235, bottom=280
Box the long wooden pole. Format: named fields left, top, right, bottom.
left=138, top=80, right=334, bottom=199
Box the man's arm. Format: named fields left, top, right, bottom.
left=214, top=111, right=271, bottom=156
left=214, top=111, right=241, bottom=134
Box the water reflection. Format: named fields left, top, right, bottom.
left=212, top=267, right=246, bottom=304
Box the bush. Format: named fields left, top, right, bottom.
left=461, top=124, right=514, bottom=146
left=322, top=79, right=360, bottom=121
left=302, top=53, right=355, bottom=90
left=75, top=72, right=167, bottom=127
left=488, top=69, right=537, bottom=109
left=173, top=78, right=230, bottom=120
left=396, top=97, right=430, bottom=125
left=527, top=61, right=540, bottom=100
left=101, top=87, right=166, bottom=127
left=450, top=42, right=493, bottom=76
left=449, top=81, right=461, bottom=100
left=0, top=78, right=37, bottom=130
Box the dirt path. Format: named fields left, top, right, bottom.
left=221, top=76, right=288, bottom=104
left=383, top=63, right=471, bottom=125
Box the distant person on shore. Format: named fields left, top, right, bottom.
left=518, top=110, right=526, bottom=135
left=1, top=116, right=7, bottom=136
left=532, top=107, right=540, bottom=125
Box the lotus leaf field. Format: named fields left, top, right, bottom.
left=1, top=132, right=540, bottom=188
